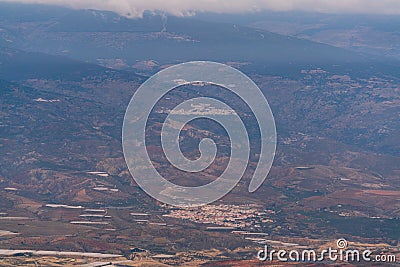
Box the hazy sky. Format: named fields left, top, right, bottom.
left=1, top=0, right=400, bottom=17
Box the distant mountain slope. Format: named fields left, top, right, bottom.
left=193, top=12, right=400, bottom=59
left=1, top=3, right=398, bottom=78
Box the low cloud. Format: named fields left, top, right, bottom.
left=1, top=0, right=400, bottom=17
